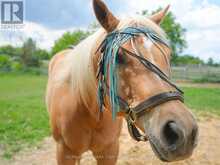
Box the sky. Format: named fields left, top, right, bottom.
left=0, top=0, right=220, bottom=62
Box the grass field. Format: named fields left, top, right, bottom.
left=0, top=74, right=49, bottom=158
left=0, top=74, right=219, bottom=158
left=184, top=87, right=220, bottom=116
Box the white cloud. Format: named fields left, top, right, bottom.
left=180, top=2, right=220, bottom=61
left=0, top=21, right=75, bottom=50
left=185, top=28, right=220, bottom=61
left=181, top=3, right=220, bottom=29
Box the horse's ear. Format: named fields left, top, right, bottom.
left=149, top=5, right=170, bottom=25
left=93, top=0, right=119, bottom=32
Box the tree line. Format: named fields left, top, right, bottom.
left=0, top=30, right=89, bottom=73
left=0, top=9, right=219, bottom=73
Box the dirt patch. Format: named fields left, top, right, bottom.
left=1, top=117, right=220, bottom=165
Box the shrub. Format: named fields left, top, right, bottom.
left=10, top=61, right=23, bottom=71
left=0, top=55, right=11, bottom=71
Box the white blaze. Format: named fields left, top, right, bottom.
left=143, top=37, right=153, bottom=52
left=143, top=37, right=155, bottom=64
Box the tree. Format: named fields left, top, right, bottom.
left=141, top=9, right=187, bottom=63
left=36, top=49, right=50, bottom=60
left=51, top=30, right=90, bottom=55
left=21, top=38, right=39, bottom=67
left=207, top=57, right=214, bottom=66
left=207, top=57, right=220, bottom=67
left=174, top=55, right=204, bottom=65
left=0, top=45, right=22, bottom=57
left=0, top=39, right=50, bottom=71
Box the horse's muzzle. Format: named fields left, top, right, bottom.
left=148, top=120, right=198, bottom=162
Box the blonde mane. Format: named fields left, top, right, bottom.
left=55, top=16, right=166, bottom=108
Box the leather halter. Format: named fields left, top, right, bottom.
left=117, top=48, right=183, bottom=141
left=96, top=26, right=184, bottom=142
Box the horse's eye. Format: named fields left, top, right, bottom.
left=116, top=51, right=126, bottom=65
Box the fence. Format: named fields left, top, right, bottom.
left=171, top=65, right=220, bottom=83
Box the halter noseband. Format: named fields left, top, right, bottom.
left=96, top=26, right=184, bottom=142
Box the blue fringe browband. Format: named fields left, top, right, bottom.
left=97, top=26, right=170, bottom=119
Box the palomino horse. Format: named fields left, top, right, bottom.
left=46, top=0, right=198, bottom=164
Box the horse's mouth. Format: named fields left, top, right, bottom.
left=147, top=134, right=170, bottom=162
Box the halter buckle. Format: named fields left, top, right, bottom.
left=126, top=108, right=137, bottom=124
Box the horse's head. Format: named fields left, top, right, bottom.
left=93, top=0, right=198, bottom=162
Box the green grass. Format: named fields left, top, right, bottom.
left=0, top=74, right=219, bottom=159
left=0, top=74, right=50, bottom=158
left=183, top=87, right=220, bottom=116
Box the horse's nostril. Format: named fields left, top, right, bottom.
left=163, top=121, right=182, bottom=149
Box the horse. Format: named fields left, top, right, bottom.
left=46, top=0, right=198, bottom=164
